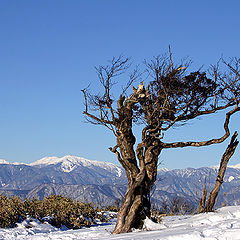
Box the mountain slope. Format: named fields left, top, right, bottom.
left=26, top=183, right=126, bottom=205
left=1, top=155, right=240, bottom=207
left=156, top=166, right=240, bottom=206
left=0, top=156, right=126, bottom=190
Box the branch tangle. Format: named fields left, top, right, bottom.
left=82, top=55, right=240, bottom=233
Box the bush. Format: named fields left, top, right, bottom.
left=0, top=194, right=117, bottom=229
left=0, top=195, right=26, bottom=228
left=25, top=195, right=98, bottom=229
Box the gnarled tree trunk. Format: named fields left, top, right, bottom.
left=113, top=173, right=151, bottom=234
left=113, top=150, right=161, bottom=234
left=111, top=116, right=162, bottom=233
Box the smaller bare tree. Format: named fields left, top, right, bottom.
left=198, top=131, right=239, bottom=213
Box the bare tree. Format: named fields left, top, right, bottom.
left=198, top=131, right=239, bottom=213
left=82, top=52, right=240, bottom=234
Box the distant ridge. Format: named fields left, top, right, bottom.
left=1, top=155, right=240, bottom=207
left=2, top=155, right=240, bottom=170
left=0, top=155, right=127, bottom=190
left=0, top=159, right=9, bottom=164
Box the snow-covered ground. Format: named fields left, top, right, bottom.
left=1, top=206, right=240, bottom=239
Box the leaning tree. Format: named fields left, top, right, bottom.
left=82, top=52, right=240, bottom=234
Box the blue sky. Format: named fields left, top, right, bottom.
left=0, top=0, right=239, bottom=169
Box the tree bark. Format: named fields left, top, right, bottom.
left=113, top=167, right=159, bottom=234
left=112, top=139, right=162, bottom=234
left=113, top=174, right=151, bottom=234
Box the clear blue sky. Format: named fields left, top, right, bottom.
left=0, top=0, right=239, bottom=169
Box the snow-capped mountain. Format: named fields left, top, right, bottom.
left=29, top=155, right=123, bottom=176
left=229, top=163, right=240, bottom=169
left=0, top=159, right=9, bottom=164
left=1, top=155, right=240, bottom=207
left=0, top=155, right=126, bottom=190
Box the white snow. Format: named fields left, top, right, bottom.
left=228, top=176, right=235, bottom=182
left=0, top=159, right=9, bottom=164
left=157, top=168, right=169, bottom=173
left=29, top=156, right=64, bottom=166
left=116, top=166, right=123, bottom=177
left=229, top=163, right=240, bottom=169
left=1, top=206, right=240, bottom=239
left=28, top=155, right=122, bottom=175
left=0, top=159, right=27, bottom=165
left=212, top=163, right=240, bottom=170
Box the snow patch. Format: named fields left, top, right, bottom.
left=0, top=159, right=9, bottom=164
left=158, top=167, right=169, bottom=172
left=60, top=159, right=77, bottom=172
left=229, top=176, right=235, bottom=182
left=143, top=217, right=167, bottom=231
left=210, top=163, right=240, bottom=170
left=29, top=156, right=63, bottom=166
left=229, top=163, right=240, bottom=169
left=0, top=159, right=30, bottom=165
left=116, top=166, right=122, bottom=177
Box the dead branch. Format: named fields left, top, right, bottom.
left=161, top=106, right=240, bottom=149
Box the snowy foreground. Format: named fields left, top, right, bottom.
left=1, top=206, right=240, bottom=240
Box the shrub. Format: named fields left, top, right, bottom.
left=0, top=195, right=26, bottom=228
left=24, top=198, right=45, bottom=220
left=0, top=194, right=117, bottom=229
left=24, top=195, right=98, bottom=229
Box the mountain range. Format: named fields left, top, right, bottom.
left=1, top=155, right=240, bottom=207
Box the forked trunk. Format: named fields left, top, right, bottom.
left=113, top=174, right=151, bottom=234
left=113, top=142, right=161, bottom=234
